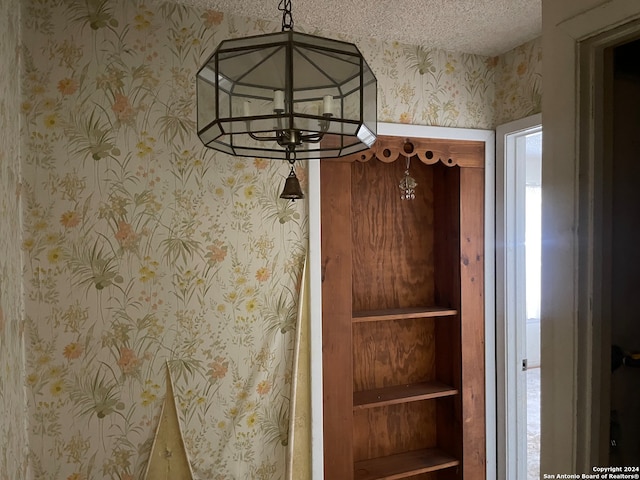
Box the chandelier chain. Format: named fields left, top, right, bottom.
left=278, top=0, right=294, bottom=31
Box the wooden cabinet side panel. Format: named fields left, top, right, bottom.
left=459, top=166, right=486, bottom=480
left=321, top=161, right=354, bottom=479
left=433, top=165, right=463, bottom=477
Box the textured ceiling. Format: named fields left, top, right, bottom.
left=181, top=0, right=541, bottom=56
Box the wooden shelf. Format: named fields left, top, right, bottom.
left=353, top=381, right=458, bottom=410
left=354, top=448, right=459, bottom=480
left=352, top=307, right=457, bottom=323
left=322, top=144, right=486, bottom=479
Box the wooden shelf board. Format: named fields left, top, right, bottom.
left=352, top=307, right=457, bottom=323
left=354, top=448, right=459, bottom=480
left=353, top=381, right=458, bottom=409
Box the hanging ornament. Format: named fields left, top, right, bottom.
left=399, top=155, right=417, bottom=200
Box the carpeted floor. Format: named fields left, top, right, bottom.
left=527, top=367, right=541, bottom=480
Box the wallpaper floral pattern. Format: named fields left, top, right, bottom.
left=13, top=0, right=542, bottom=478
left=22, top=2, right=306, bottom=478
left=0, top=0, right=29, bottom=477
left=494, top=37, right=542, bottom=126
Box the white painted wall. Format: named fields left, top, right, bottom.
left=541, top=0, right=640, bottom=473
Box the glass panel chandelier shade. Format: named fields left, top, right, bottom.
left=196, top=31, right=377, bottom=160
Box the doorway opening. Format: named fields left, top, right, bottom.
left=602, top=35, right=640, bottom=466
left=523, top=130, right=541, bottom=480
left=571, top=22, right=640, bottom=467
left=496, top=114, right=542, bottom=480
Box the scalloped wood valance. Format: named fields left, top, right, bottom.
left=341, top=135, right=485, bottom=168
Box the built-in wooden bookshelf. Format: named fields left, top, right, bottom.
left=321, top=136, right=486, bottom=480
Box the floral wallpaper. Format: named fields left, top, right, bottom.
left=494, top=37, right=542, bottom=126
left=370, top=40, right=497, bottom=128
left=0, top=0, right=29, bottom=477
left=22, top=2, right=306, bottom=479
left=13, top=0, right=542, bottom=479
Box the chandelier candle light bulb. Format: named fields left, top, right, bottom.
left=323, top=95, right=333, bottom=116
left=274, top=90, right=285, bottom=112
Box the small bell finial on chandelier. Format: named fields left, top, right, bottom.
left=279, top=149, right=304, bottom=201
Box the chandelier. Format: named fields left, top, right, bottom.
left=196, top=0, right=377, bottom=200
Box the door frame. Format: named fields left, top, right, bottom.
left=308, top=122, right=495, bottom=478
left=495, top=113, right=542, bottom=480
left=542, top=0, right=640, bottom=472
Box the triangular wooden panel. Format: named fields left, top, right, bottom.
left=286, top=254, right=312, bottom=480
left=143, top=363, right=194, bottom=480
